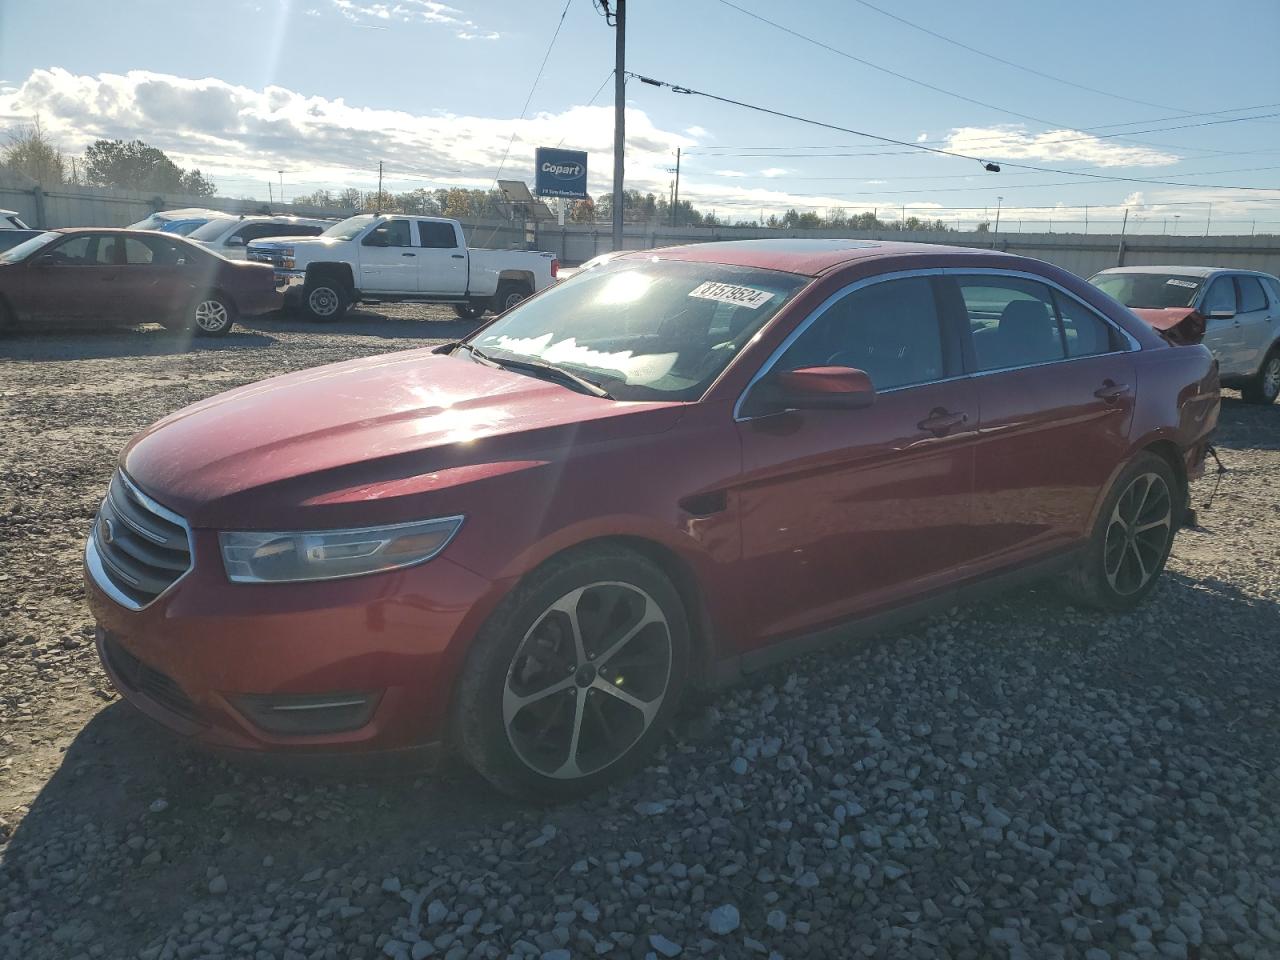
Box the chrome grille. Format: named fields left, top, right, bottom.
left=248, top=248, right=283, bottom=268
left=88, top=471, right=192, bottom=609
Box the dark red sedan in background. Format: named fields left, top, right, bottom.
left=0, top=227, right=280, bottom=336
left=83, top=239, right=1220, bottom=799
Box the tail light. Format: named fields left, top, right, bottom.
left=551, top=259, right=559, bottom=279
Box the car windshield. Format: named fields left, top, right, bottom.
left=469, top=258, right=809, bottom=402
left=0, top=231, right=59, bottom=263
left=188, top=218, right=239, bottom=241
left=321, top=215, right=375, bottom=240
left=1091, top=272, right=1204, bottom=309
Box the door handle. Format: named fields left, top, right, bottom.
left=401, top=252, right=416, bottom=257
left=1094, top=381, right=1132, bottom=403
left=451, top=254, right=465, bottom=259
left=917, top=408, right=967, bottom=436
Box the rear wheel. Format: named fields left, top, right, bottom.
left=1062, top=452, right=1180, bottom=610
left=1241, top=347, right=1280, bottom=405
left=493, top=281, right=532, bottom=314
left=453, top=545, right=690, bottom=802
left=191, top=294, right=235, bottom=337
left=452, top=303, right=487, bottom=320
left=303, top=280, right=349, bottom=322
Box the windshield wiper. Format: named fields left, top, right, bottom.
left=447, top=342, right=612, bottom=398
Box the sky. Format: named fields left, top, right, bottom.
left=2, top=0, right=1279, bottom=233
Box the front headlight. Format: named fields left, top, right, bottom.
left=219, top=516, right=463, bottom=584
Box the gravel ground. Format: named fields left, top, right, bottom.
left=1, top=311, right=1278, bottom=960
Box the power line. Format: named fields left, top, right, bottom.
left=628, top=72, right=1280, bottom=193
left=711, top=0, right=1253, bottom=156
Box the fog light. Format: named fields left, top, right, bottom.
left=233, top=691, right=380, bottom=736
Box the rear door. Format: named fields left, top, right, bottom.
left=115, top=236, right=193, bottom=323
left=1233, top=275, right=1274, bottom=374
left=415, top=220, right=468, bottom=295
left=10, top=233, right=123, bottom=327
left=735, top=275, right=980, bottom=646
left=357, top=219, right=417, bottom=293
left=1200, top=274, right=1246, bottom=375
left=942, top=272, right=1136, bottom=564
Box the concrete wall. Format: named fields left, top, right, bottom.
left=5, top=179, right=1277, bottom=278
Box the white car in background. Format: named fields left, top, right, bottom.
left=1, top=209, right=31, bottom=229
left=1091, top=265, right=1280, bottom=405
left=187, top=215, right=331, bottom=260
left=127, top=208, right=226, bottom=234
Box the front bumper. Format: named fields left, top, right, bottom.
left=85, top=530, right=507, bottom=759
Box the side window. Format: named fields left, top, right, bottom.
left=1203, top=277, right=1236, bottom=315
left=49, top=235, right=115, bottom=265
left=363, top=220, right=412, bottom=247
left=1264, top=277, right=1280, bottom=307
left=776, top=277, right=945, bottom=391
left=1235, top=276, right=1267, bottom=313
left=957, top=276, right=1064, bottom=371
left=418, top=221, right=458, bottom=248
left=1053, top=291, right=1120, bottom=358
left=122, top=238, right=156, bottom=265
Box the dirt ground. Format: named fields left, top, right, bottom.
left=1, top=311, right=1278, bottom=959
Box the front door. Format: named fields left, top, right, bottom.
left=114, top=235, right=194, bottom=324
left=736, top=275, right=979, bottom=648
left=1200, top=275, right=1246, bottom=376
left=1232, top=274, right=1274, bottom=375
left=357, top=219, right=417, bottom=293
left=416, top=220, right=468, bottom=295
left=9, top=233, right=123, bottom=327
left=944, top=273, right=1136, bottom=563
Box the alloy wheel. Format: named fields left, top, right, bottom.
left=308, top=287, right=339, bottom=317
left=193, top=299, right=229, bottom=332
left=502, top=582, right=672, bottom=780
left=1264, top=356, right=1280, bottom=400
left=503, top=291, right=525, bottom=311
left=1103, top=472, right=1173, bottom=596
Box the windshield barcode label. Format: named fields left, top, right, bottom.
left=688, top=281, right=774, bottom=309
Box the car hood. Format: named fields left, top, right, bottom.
left=1129, top=307, right=1207, bottom=346
left=122, top=349, right=683, bottom=529
left=248, top=236, right=345, bottom=251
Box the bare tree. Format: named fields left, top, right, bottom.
left=2, top=117, right=67, bottom=184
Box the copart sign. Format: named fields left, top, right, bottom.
left=535, top=147, right=588, bottom=199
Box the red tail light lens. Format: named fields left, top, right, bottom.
left=551, top=259, right=559, bottom=279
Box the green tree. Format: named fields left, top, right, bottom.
left=2, top=119, right=66, bottom=184
left=82, top=138, right=217, bottom=195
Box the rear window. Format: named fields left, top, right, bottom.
left=1236, top=276, right=1268, bottom=313
left=1090, top=273, right=1203, bottom=309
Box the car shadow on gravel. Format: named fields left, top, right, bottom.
left=0, top=327, right=278, bottom=362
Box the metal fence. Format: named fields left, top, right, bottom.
left=4, top=179, right=1278, bottom=279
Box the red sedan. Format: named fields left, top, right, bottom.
left=84, top=240, right=1220, bottom=799
left=0, top=227, right=280, bottom=336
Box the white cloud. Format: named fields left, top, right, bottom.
left=0, top=68, right=690, bottom=198
left=329, top=0, right=499, bottom=39
left=685, top=125, right=709, bottom=139
left=760, top=167, right=787, bottom=178
left=713, top=169, right=748, bottom=178
left=916, top=132, right=928, bottom=143
left=943, top=125, right=1179, bottom=168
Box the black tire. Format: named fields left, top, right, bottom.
left=452, top=303, right=487, bottom=320
left=452, top=544, right=690, bottom=802
left=302, top=279, right=349, bottom=322
left=1241, top=346, right=1280, bottom=405
left=492, top=281, right=532, bottom=314
left=190, top=293, right=236, bottom=337
left=1061, top=452, right=1182, bottom=611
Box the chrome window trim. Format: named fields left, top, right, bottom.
left=733, top=266, right=1141, bottom=422
left=85, top=471, right=195, bottom=612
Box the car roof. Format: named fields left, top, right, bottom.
left=1093, top=264, right=1278, bottom=280
left=620, top=238, right=1009, bottom=277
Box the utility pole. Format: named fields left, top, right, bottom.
left=611, top=0, right=626, bottom=252
left=1205, top=202, right=1212, bottom=236
left=993, top=196, right=1003, bottom=242
left=268, top=182, right=273, bottom=206
left=376, top=161, right=384, bottom=214
left=1117, top=207, right=1129, bottom=266
left=278, top=170, right=285, bottom=205
left=671, top=147, right=681, bottom=227
left=1084, top=204, right=1089, bottom=235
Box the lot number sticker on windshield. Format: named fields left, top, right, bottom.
left=1166, top=279, right=1198, bottom=288
left=689, top=281, right=775, bottom=309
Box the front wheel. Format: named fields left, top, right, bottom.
left=191, top=294, right=235, bottom=337
left=303, top=281, right=349, bottom=322
left=1241, top=347, right=1280, bottom=405
left=1061, top=452, right=1181, bottom=610
left=453, top=545, right=690, bottom=802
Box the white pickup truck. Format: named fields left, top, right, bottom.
left=247, top=214, right=558, bottom=321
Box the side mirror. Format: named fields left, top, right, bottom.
left=364, top=233, right=389, bottom=248
left=226, top=235, right=246, bottom=247
left=32, top=254, right=57, bottom=268
left=746, top=365, right=876, bottom=416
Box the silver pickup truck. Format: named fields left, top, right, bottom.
left=248, top=214, right=558, bottom=321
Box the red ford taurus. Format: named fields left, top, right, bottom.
left=84, top=240, right=1220, bottom=799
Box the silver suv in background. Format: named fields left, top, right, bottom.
left=1091, top=265, right=1280, bottom=405
left=187, top=215, right=331, bottom=260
